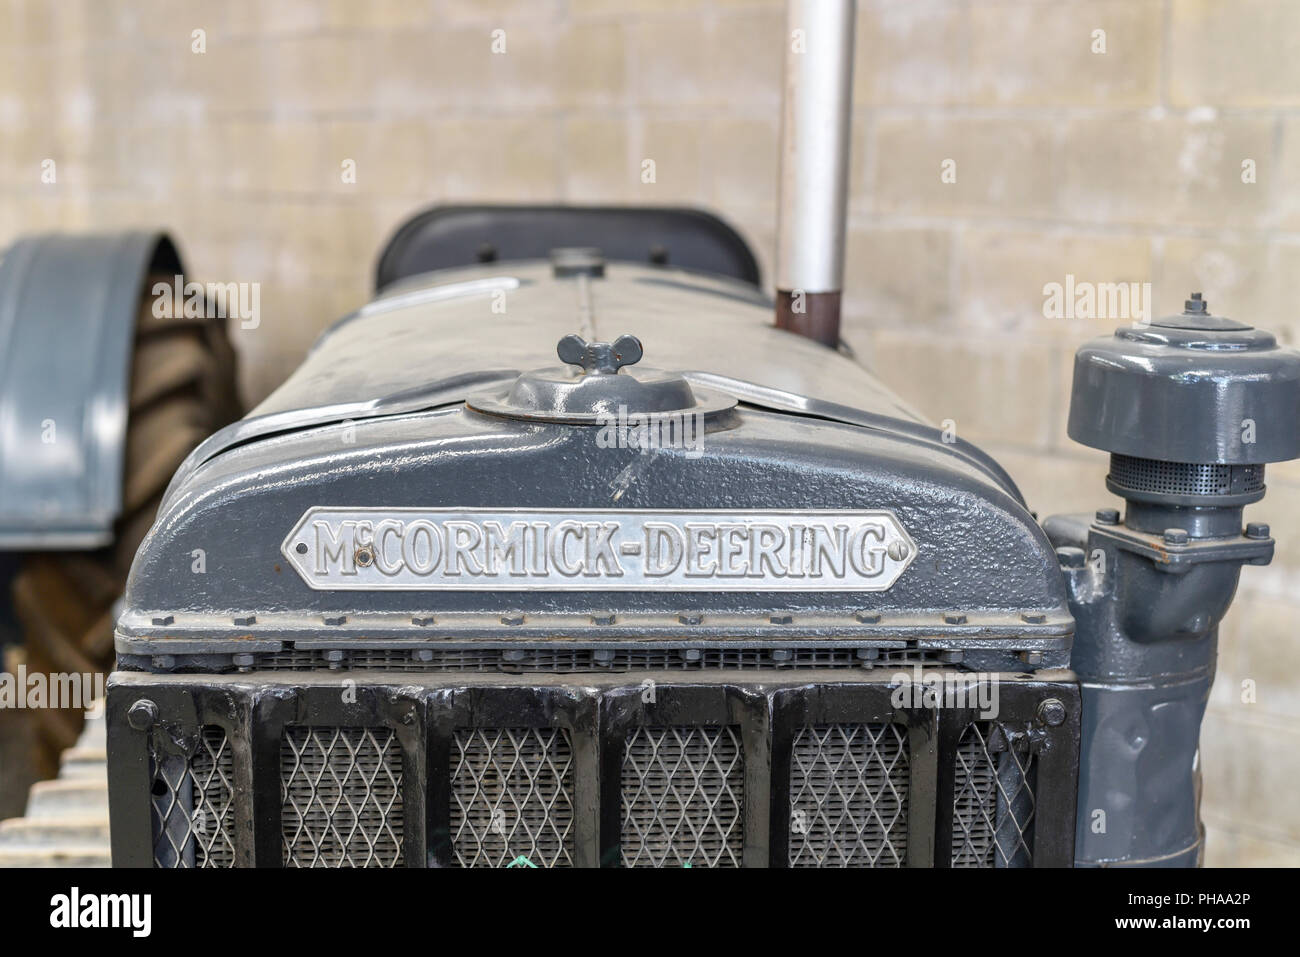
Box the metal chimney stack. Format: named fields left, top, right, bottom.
left=774, top=0, right=856, bottom=348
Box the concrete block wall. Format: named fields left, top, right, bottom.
left=1, top=0, right=1297, bottom=865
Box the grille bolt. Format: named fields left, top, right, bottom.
left=1037, top=698, right=1067, bottom=727
left=233, top=615, right=256, bottom=626
left=680, top=648, right=702, bottom=662
left=1020, top=650, right=1044, bottom=667
left=502, top=649, right=528, bottom=662
left=1163, top=528, right=1189, bottom=545
left=501, top=613, right=524, bottom=626
left=233, top=653, right=254, bottom=672
left=855, top=610, right=881, bottom=624
left=413, top=649, right=434, bottom=662
left=323, top=615, right=347, bottom=626
left=411, top=616, right=435, bottom=627
left=151, top=615, right=174, bottom=627
left=770, top=648, right=793, bottom=662
left=886, top=540, right=910, bottom=561
left=127, top=699, right=158, bottom=731
left=591, top=611, right=616, bottom=625
left=942, top=612, right=967, bottom=625
left=855, top=648, right=880, bottom=661
left=593, top=648, right=614, bottom=666
left=769, top=613, right=793, bottom=625
left=677, top=612, right=702, bottom=625
left=1021, top=611, right=1047, bottom=624
left=1245, top=522, right=1270, bottom=540
left=1095, top=507, right=1120, bottom=525
left=323, top=650, right=346, bottom=670
left=939, top=649, right=964, bottom=664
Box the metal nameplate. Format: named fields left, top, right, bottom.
left=282, top=507, right=917, bottom=591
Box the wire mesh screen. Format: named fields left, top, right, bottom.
left=150, top=726, right=235, bottom=868
left=951, top=722, right=1036, bottom=867
left=621, top=725, right=744, bottom=867
left=788, top=723, right=909, bottom=867
left=280, top=726, right=404, bottom=867
left=451, top=727, right=575, bottom=867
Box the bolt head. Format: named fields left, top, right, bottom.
left=1037, top=698, right=1067, bottom=727
left=677, top=612, right=702, bottom=626
left=127, top=699, right=159, bottom=731
left=886, top=540, right=910, bottom=561
left=943, top=612, right=967, bottom=625
left=769, top=613, right=793, bottom=625
left=1021, top=611, right=1047, bottom=624
left=1245, top=522, right=1270, bottom=540
left=1095, top=508, right=1120, bottom=525
left=1163, top=528, right=1190, bottom=545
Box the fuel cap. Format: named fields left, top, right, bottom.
left=467, top=333, right=736, bottom=423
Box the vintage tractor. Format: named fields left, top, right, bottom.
left=10, top=0, right=1293, bottom=868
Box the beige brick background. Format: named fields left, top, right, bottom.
left=1, top=0, right=1298, bottom=865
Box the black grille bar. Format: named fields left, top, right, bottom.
left=106, top=671, right=1079, bottom=868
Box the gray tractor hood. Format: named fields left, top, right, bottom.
left=120, top=262, right=1069, bottom=661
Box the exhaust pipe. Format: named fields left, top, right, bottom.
left=774, top=0, right=856, bottom=348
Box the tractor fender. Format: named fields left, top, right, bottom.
left=0, top=231, right=182, bottom=548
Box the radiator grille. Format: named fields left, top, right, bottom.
left=280, top=727, right=404, bottom=867
left=621, top=726, right=744, bottom=867
left=451, top=728, right=575, bottom=868
left=788, top=723, right=909, bottom=867
left=253, top=647, right=945, bottom=673
left=951, top=722, right=1036, bottom=868
left=151, top=726, right=235, bottom=868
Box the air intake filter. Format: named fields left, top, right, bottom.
left=1069, top=293, right=1300, bottom=514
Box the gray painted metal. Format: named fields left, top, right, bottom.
left=1069, top=298, right=1300, bottom=465
left=0, top=231, right=182, bottom=548
left=160, top=261, right=1022, bottom=507
left=1051, top=522, right=1223, bottom=867
left=1059, top=297, right=1300, bottom=866
left=116, top=319, right=1067, bottom=654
